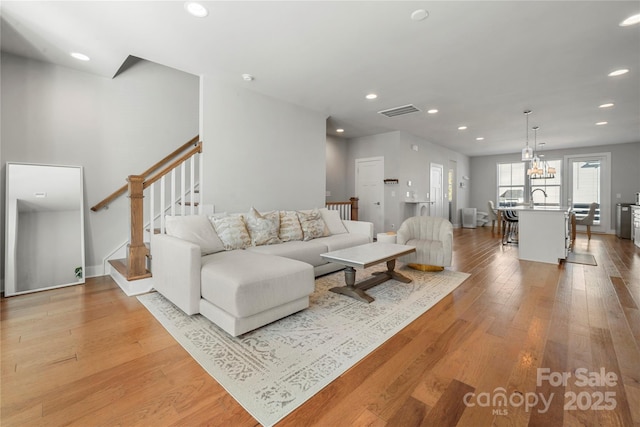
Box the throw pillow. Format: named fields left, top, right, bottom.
left=164, top=215, right=225, bottom=255
left=297, top=209, right=327, bottom=241
left=279, top=210, right=303, bottom=242
left=209, top=214, right=251, bottom=250
left=320, top=207, right=348, bottom=235
left=245, top=207, right=281, bottom=246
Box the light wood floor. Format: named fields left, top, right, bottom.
left=2, top=228, right=639, bottom=426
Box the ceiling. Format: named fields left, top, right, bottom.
left=1, top=1, right=639, bottom=157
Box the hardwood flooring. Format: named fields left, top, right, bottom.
left=2, top=228, right=639, bottom=426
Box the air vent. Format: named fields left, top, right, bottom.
left=378, top=104, right=421, bottom=117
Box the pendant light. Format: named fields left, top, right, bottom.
left=527, top=126, right=542, bottom=176
left=521, top=110, right=534, bottom=161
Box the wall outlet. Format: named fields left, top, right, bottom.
left=326, top=190, right=331, bottom=197
left=391, top=190, right=396, bottom=197
left=616, top=193, right=621, bottom=199
left=391, top=224, right=395, bottom=229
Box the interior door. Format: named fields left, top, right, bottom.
left=565, top=153, right=611, bottom=233
left=356, top=157, right=384, bottom=234
left=430, top=163, right=444, bottom=218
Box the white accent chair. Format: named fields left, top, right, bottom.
left=396, top=216, right=453, bottom=271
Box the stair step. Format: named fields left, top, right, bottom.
left=108, top=258, right=151, bottom=281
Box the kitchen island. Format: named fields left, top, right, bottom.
left=499, top=206, right=572, bottom=264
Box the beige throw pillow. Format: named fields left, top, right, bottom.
left=279, top=210, right=303, bottom=242
left=164, top=215, right=225, bottom=255
left=319, top=207, right=348, bottom=235
left=297, top=209, right=327, bottom=241
left=245, top=207, right=281, bottom=246
left=209, top=214, right=251, bottom=250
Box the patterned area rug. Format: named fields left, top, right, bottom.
left=138, top=265, right=470, bottom=426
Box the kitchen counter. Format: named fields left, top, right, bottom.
left=500, top=205, right=572, bottom=212
left=498, top=206, right=571, bottom=264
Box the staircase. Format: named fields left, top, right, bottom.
left=92, top=136, right=202, bottom=295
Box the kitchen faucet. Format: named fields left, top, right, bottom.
left=530, top=188, right=547, bottom=207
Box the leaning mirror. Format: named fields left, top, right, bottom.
left=4, top=163, right=85, bottom=296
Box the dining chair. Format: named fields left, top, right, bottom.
left=487, top=201, right=498, bottom=232
left=572, top=202, right=598, bottom=242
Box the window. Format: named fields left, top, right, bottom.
left=498, top=162, right=525, bottom=207
left=497, top=160, right=563, bottom=207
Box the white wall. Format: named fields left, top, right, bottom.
left=1, top=53, right=199, bottom=281
left=199, top=75, right=326, bottom=213
left=325, top=134, right=349, bottom=202
left=469, top=141, right=640, bottom=231
left=346, top=131, right=469, bottom=230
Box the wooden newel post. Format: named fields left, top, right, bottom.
left=350, top=197, right=359, bottom=221
left=127, top=175, right=147, bottom=279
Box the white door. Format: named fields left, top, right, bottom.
left=356, top=157, right=384, bottom=234
left=565, top=153, right=611, bottom=233
left=430, top=163, right=444, bottom=218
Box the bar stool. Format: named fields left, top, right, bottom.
left=502, top=209, right=519, bottom=245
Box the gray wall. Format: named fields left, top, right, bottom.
left=1, top=52, right=199, bottom=281
left=345, top=131, right=470, bottom=230
left=469, top=141, right=640, bottom=231
left=325, top=134, right=349, bottom=202
left=200, top=75, right=327, bottom=214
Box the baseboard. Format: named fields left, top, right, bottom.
left=85, top=264, right=103, bottom=278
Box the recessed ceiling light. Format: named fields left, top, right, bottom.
left=241, top=73, right=254, bottom=81
left=184, top=2, right=208, bottom=17
left=608, top=69, right=629, bottom=77
left=457, top=126, right=468, bottom=130
left=620, top=13, right=640, bottom=26
left=365, top=93, right=378, bottom=100
left=411, top=9, right=429, bottom=21
left=34, top=192, right=47, bottom=198
left=70, top=52, right=90, bottom=61
left=336, top=128, right=344, bottom=133
left=599, top=103, right=614, bottom=108
left=427, top=109, right=438, bottom=114
left=476, top=137, right=485, bottom=141
left=596, top=121, right=608, bottom=126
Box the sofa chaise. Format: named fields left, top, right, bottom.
left=151, top=207, right=373, bottom=336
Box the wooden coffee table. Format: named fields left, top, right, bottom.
left=320, top=242, right=416, bottom=303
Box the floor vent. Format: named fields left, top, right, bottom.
left=378, top=104, right=421, bottom=117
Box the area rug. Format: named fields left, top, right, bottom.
left=566, top=252, right=597, bottom=266
left=138, top=266, right=470, bottom=426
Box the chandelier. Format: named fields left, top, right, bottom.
left=527, top=126, right=556, bottom=179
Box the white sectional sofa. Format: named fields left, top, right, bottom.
left=151, top=207, right=373, bottom=336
